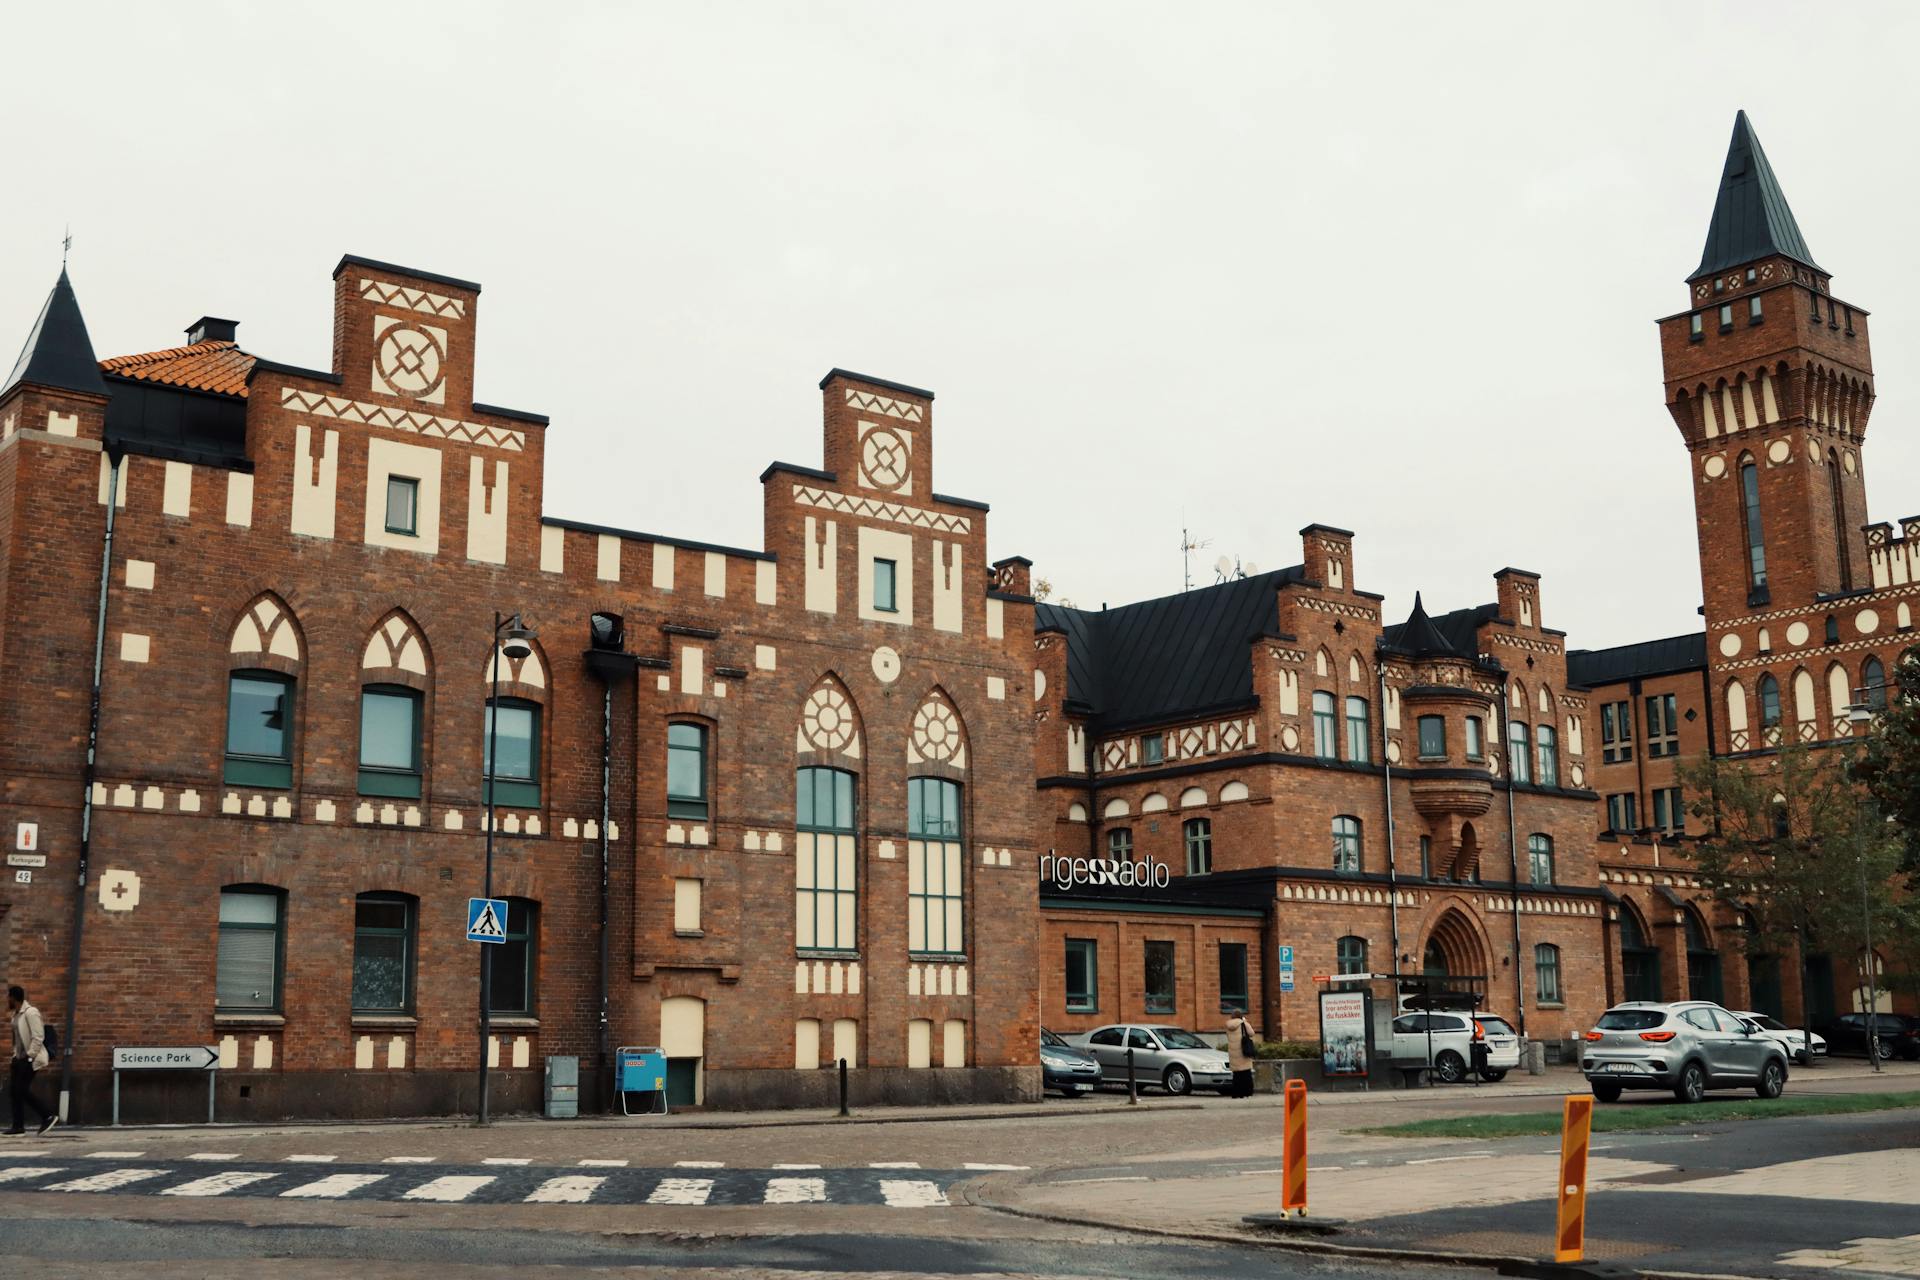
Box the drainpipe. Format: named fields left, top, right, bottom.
left=1378, top=669, right=1401, bottom=969
left=583, top=639, right=637, bottom=1113
left=59, top=447, right=121, bottom=1121
left=1498, top=676, right=1527, bottom=1039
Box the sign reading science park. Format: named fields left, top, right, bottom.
left=1040, top=851, right=1173, bottom=892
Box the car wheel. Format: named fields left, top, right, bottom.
left=1795, top=1049, right=1811, bottom=1067
left=1591, top=1081, right=1623, bottom=1103
left=1875, top=1040, right=1894, bottom=1061
left=1162, top=1064, right=1192, bottom=1096
left=1480, top=1069, right=1508, bottom=1083
left=1434, top=1051, right=1466, bottom=1084
left=1755, top=1059, right=1785, bottom=1100
left=1674, top=1061, right=1707, bottom=1104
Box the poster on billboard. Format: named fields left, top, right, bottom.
left=1318, top=988, right=1371, bottom=1078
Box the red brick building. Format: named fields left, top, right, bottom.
left=0, top=257, right=1040, bottom=1121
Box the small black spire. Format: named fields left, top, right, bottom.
left=3, top=267, right=108, bottom=400
left=1385, top=591, right=1459, bottom=660
left=1692, top=111, right=1821, bottom=280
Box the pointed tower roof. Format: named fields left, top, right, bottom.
left=1692, top=111, right=1821, bottom=280
left=1389, top=592, right=1459, bottom=659
left=3, top=268, right=107, bottom=400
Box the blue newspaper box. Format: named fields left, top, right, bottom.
left=616, top=1046, right=667, bottom=1114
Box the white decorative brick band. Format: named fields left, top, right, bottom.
left=281, top=388, right=524, bottom=452
left=792, top=484, right=970, bottom=535
left=359, top=278, right=468, bottom=320
left=844, top=387, right=924, bottom=422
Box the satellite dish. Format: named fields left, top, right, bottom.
left=1244, top=561, right=1260, bottom=576
left=1214, top=555, right=1233, bottom=575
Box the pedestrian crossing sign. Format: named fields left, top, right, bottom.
left=467, top=897, right=509, bottom=944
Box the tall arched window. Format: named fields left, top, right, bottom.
left=224, top=594, right=303, bottom=789
left=1619, top=905, right=1660, bottom=1003
left=359, top=611, right=431, bottom=800
left=1183, top=817, right=1213, bottom=875
left=797, top=766, right=858, bottom=952
left=1685, top=910, right=1723, bottom=1004
left=1757, top=674, right=1782, bottom=730
left=1739, top=454, right=1768, bottom=593
left=1829, top=449, right=1852, bottom=589
left=1863, top=656, right=1888, bottom=710
left=1344, top=696, right=1371, bottom=763
left=1535, top=725, right=1558, bottom=787
left=907, top=777, right=963, bottom=956
left=1331, top=815, right=1362, bottom=872
left=483, top=634, right=548, bottom=809
left=1312, top=692, right=1338, bottom=759
left=1508, top=719, right=1531, bottom=783
left=1336, top=935, right=1367, bottom=975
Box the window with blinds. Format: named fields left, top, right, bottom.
left=217, top=889, right=283, bottom=1011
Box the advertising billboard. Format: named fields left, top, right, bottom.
left=1318, top=988, right=1372, bottom=1078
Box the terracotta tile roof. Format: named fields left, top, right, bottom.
left=100, top=341, right=255, bottom=398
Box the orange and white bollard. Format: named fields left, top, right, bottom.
left=1281, top=1078, right=1309, bottom=1216
left=1555, top=1093, right=1593, bottom=1263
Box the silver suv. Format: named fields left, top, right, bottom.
left=1582, top=1000, right=1790, bottom=1104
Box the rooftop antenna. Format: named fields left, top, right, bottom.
left=1213, top=553, right=1259, bottom=584
left=1180, top=525, right=1212, bottom=591
left=62, top=226, right=72, bottom=269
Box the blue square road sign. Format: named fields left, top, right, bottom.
left=468, top=897, right=509, bottom=944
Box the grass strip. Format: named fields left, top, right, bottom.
left=1356, top=1089, right=1920, bottom=1139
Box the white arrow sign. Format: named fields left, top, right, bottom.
left=112, top=1045, right=219, bottom=1071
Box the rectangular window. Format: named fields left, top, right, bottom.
left=1144, top=941, right=1176, bottom=1015
left=1345, top=696, right=1371, bottom=764
left=1645, top=693, right=1678, bottom=758
left=1508, top=720, right=1531, bottom=783
left=873, top=558, right=898, bottom=612
left=1601, top=700, right=1633, bottom=763
left=1535, top=944, right=1562, bottom=1004
left=673, top=878, right=702, bottom=934
left=1218, top=942, right=1249, bottom=1014
left=1332, top=816, right=1362, bottom=873
left=667, top=723, right=710, bottom=820
left=1718, top=303, right=1733, bottom=333
left=1417, top=715, right=1446, bottom=760
left=1528, top=834, right=1554, bottom=885
left=1065, top=938, right=1097, bottom=1013
left=1689, top=312, right=1703, bottom=341
left=1465, top=716, right=1484, bottom=761
left=487, top=899, right=536, bottom=1015
left=1536, top=724, right=1558, bottom=787
left=1652, top=786, right=1684, bottom=834
left=796, top=767, right=858, bottom=952
left=358, top=686, right=422, bottom=799
left=483, top=700, right=541, bottom=807
left=1108, top=827, right=1133, bottom=859
left=1606, top=792, right=1638, bottom=833
left=352, top=894, right=414, bottom=1013
left=1312, top=692, right=1338, bottom=759
left=1142, top=732, right=1164, bottom=765
left=224, top=672, right=294, bottom=788
left=1419, top=835, right=1432, bottom=878
left=384, top=475, right=419, bottom=536
left=1184, top=817, right=1212, bottom=875
left=217, top=889, right=283, bottom=1012
left=1749, top=295, right=1764, bottom=324
left=908, top=777, right=964, bottom=956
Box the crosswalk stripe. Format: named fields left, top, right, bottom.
left=0, top=1167, right=62, bottom=1185
left=879, top=1178, right=949, bottom=1208
left=47, top=1168, right=165, bottom=1193
left=673, top=1160, right=722, bottom=1168
left=765, top=1176, right=827, bottom=1203
left=772, top=1163, right=821, bottom=1170
left=481, top=1158, right=530, bottom=1166
left=0, top=1150, right=50, bottom=1158
left=578, top=1159, right=627, bottom=1167
left=524, top=1175, right=604, bottom=1203
left=283, top=1155, right=337, bottom=1163
left=869, top=1162, right=921, bottom=1168
left=161, top=1171, right=277, bottom=1197
left=962, top=1163, right=1029, bottom=1171
left=186, top=1153, right=238, bottom=1161
left=280, top=1173, right=385, bottom=1199
left=402, top=1175, right=494, bottom=1202
left=84, top=1151, right=145, bottom=1159
left=382, top=1156, right=436, bottom=1164
left=647, top=1177, right=713, bottom=1205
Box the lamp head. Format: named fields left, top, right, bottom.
left=1849, top=696, right=1873, bottom=727
left=502, top=614, right=536, bottom=662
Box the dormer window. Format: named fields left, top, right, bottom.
left=1142, top=732, right=1164, bottom=766
left=1745, top=267, right=1757, bottom=284
left=1714, top=277, right=1725, bottom=294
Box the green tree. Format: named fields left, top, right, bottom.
left=1678, top=741, right=1904, bottom=1018
left=1854, top=645, right=1920, bottom=878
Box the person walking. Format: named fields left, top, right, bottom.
left=8, top=986, right=58, bottom=1136
left=1225, top=1009, right=1257, bottom=1099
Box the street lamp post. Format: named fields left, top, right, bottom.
left=478, top=611, right=537, bottom=1125
left=1846, top=693, right=1882, bottom=1074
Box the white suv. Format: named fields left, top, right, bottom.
left=1389, top=1010, right=1521, bottom=1083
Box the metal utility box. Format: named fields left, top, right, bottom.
left=544, top=1055, right=579, bottom=1118
left=616, top=1045, right=668, bottom=1116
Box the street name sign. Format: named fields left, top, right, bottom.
left=468, top=896, right=509, bottom=943
left=112, top=1046, right=218, bottom=1071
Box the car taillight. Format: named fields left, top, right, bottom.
left=1584, top=1030, right=1603, bottom=1041
left=1639, top=1030, right=1678, bottom=1042
left=1474, top=1022, right=1485, bottom=1040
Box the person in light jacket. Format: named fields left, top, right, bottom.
left=7, top=986, right=57, bottom=1136
left=1225, top=1011, right=1257, bottom=1098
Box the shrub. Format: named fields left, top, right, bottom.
left=1254, top=1039, right=1319, bottom=1060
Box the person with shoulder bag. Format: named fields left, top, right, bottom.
left=8, top=985, right=59, bottom=1136
left=1225, top=1011, right=1257, bottom=1098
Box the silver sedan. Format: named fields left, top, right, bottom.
left=1071, top=1024, right=1233, bottom=1095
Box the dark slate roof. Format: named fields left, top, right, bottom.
left=1692, top=111, right=1821, bottom=280
left=1566, top=632, right=1707, bottom=689
left=1379, top=599, right=1496, bottom=660
left=1034, top=567, right=1304, bottom=730
left=3, top=269, right=107, bottom=399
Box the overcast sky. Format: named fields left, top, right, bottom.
left=6, top=3, right=1917, bottom=652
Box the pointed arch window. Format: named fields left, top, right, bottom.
left=1311, top=692, right=1338, bottom=759
left=1757, top=674, right=1782, bottom=730
left=359, top=685, right=423, bottom=798
left=1863, top=656, right=1888, bottom=711
left=225, top=672, right=295, bottom=788
left=1535, top=724, right=1558, bottom=787
left=908, top=776, right=963, bottom=956
left=1507, top=719, right=1531, bottom=783
left=1829, top=449, right=1852, bottom=589
left=796, top=766, right=858, bottom=953
left=1619, top=907, right=1660, bottom=1003
left=1345, top=696, right=1371, bottom=763
left=1739, top=455, right=1768, bottom=594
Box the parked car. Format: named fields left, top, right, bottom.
left=1819, top=1012, right=1920, bottom=1061
left=1387, top=1010, right=1519, bottom=1083
left=1582, top=1000, right=1790, bottom=1103
left=1067, top=1024, right=1232, bottom=1096
left=1040, top=1028, right=1102, bottom=1096
left=1730, top=1012, right=1827, bottom=1066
